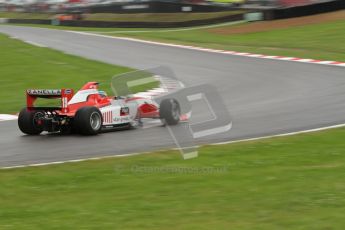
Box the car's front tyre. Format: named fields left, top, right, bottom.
left=159, top=98, right=180, bottom=126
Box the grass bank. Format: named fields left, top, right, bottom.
left=0, top=33, right=131, bottom=113
left=107, top=11, right=345, bottom=62
left=1, top=127, right=345, bottom=229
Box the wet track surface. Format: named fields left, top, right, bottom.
left=1, top=25, right=345, bottom=167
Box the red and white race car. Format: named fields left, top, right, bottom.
left=18, top=82, right=181, bottom=135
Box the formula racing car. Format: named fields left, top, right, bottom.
left=18, top=82, right=181, bottom=135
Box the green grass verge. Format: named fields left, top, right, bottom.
left=8, top=17, right=345, bottom=62
left=0, top=33, right=158, bottom=113
left=0, top=11, right=244, bottom=22
left=108, top=19, right=345, bottom=62
left=1, top=127, right=345, bottom=229
left=0, top=12, right=53, bottom=19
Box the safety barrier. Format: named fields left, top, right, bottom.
left=7, top=13, right=244, bottom=28
left=264, top=0, right=344, bottom=20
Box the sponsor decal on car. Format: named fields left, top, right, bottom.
left=120, top=107, right=130, bottom=116
left=114, top=117, right=130, bottom=122
left=27, top=89, right=61, bottom=96
left=64, top=89, right=72, bottom=94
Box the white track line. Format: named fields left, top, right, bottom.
left=68, top=31, right=345, bottom=68
left=23, top=40, right=47, bottom=47
left=211, top=123, right=345, bottom=146
left=0, top=151, right=153, bottom=170
left=2, top=122, right=345, bottom=170
left=0, top=114, right=18, bottom=121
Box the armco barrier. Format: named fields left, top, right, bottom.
left=7, top=13, right=244, bottom=28
left=77, top=1, right=235, bottom=14
left=264, top=0, right=345, bottom=20
left=59, top=14, right=243, bottom=28
left=5, top=0, right=344, bottom=28
left=7, top=18, right=52, bottom=24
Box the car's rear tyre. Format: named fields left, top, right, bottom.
left=18, top=108, right=44, bottom=135
left=73, top=106, right=103, bottom=135
left=159, top=98, right=180, bottom=126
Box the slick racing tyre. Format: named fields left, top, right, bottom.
left=74, top=106, right=103, bottom=135
left=18, top=108, right=45, bottom=135
left=159, top=98, right=180, bottom=126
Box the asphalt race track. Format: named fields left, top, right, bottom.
left=1, top=25, right=345, bottom=167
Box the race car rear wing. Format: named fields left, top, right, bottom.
left=26, top=89, right=74, bottom=113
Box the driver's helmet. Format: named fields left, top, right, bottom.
left=98, top=90, right=107, bottom=98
